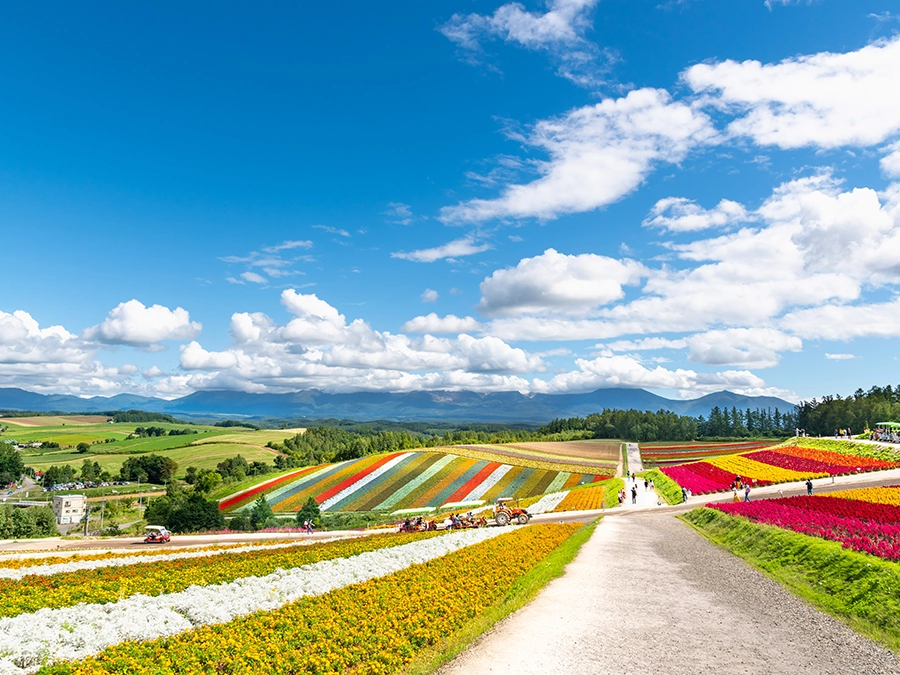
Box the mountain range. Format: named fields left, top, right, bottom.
left=0, top=387, right=796, bottom=423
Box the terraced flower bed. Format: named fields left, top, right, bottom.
left=660, top=443, right=899, bottom=495
left=709, top=486, right=900, bottom=562
left=641, top=440, right=775, bottom=466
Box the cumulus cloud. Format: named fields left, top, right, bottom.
left=881, top=141, right=900, bottom=178
left=684, top=328, right=802, bottom=369
left=532, top=353, right=772, bottom=398
left=479, top=248, right=644, bottom=317
left=421, top=289, right=439, bottom=303
left=781, top=298, right=900, bottom=340
left=440, top=88, right=715, bottom=223
left=685, top=35, right=900, bottom=149
left=401, top=314, right=484, bottom=334
left=441, top=0, right=611, bottom=88
left=643, top=197, right=749, bottom=232
left=83, top=300, right=201, bottom=346
left=392, top=237, right=492, bottom=263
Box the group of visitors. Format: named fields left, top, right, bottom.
left=833, top=427, right=853, bottom=439
left=680, top=486, right=692, bottom=502
left=618, top=471, right=657, bottom=506
left=301, top=519, right=314, bottom=534
left=872, top=427, right=900, bottom=443
left=730, top=475, right=752, bottom=502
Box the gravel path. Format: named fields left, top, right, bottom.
left=437, top=513, right=900, bottom=675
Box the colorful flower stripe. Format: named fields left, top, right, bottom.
left=707, top=455, right=825, bottom=484
left=320, top=452, right=415, bottom=511
left=0, top=541, right=281, bottom=572
left=464, top=463, right=513, bottom=502
left=711, top=496, right=900, bottom=561
left=316, top=452, right=407, bottom=505
left=41, top=524, right=579, bottom=675
left=553, top=484, right=605, bottom=512
left=642, top=442, right=772, bottom=451
left=431, top=444, right=615, bottom=475
left=481, top=465, right=525, bottom=503
left=829, top=486, right=900, bottom=506
left=373, top=454, right=455, bottom=511
left=218, top=467, right=319, bottom=511
left=643, top=448, right=765, bottom=459
left=258, top=461, right=352, bottom=512
left=430, top=460, right=490, bottom=507
left=0, top=541, right=334, bottom=581
left=345, top=452, right=439, bottom=512
left=445, top=461, right=502, bottom=505
left=388, top=455, right=463, bottom=510
left=768, top=446, right=897, bottom=470
left=745, top=450, right=860, bottom=476
left=0, top=532, right=440, bottom=620
left=270, top=456, right=383, bottom=512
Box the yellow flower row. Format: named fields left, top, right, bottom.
left=706, top=455, right=827, bottom=484
left=0, top=532, right=440, bottom=619
left=41, top=524, right=580, bottom=675
left=828, top=486, right=900, bottom=506
left=553, top=484, right=605, bottom=512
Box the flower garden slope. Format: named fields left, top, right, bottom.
left=39, top=524, right=581, bottom=675
left=226, top=450, right=613, bottom=514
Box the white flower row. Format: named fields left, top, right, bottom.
left=320, top=453, right=416, bottom=511
left=0, top=539, right=332, bottom=581
left=0, top=528, right=507, bottom=675
left=527, top=490, right=569, bottom=514
left=374, top=454, right=456, bottom=511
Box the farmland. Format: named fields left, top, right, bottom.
left=1, top=419, right=294, bottom=480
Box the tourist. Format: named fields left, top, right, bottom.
left=681, top=486, right=688, bottom=503
left=643, top=479, right=649, bottom=491
left=744, top=485, right=751, bottom=502
left=631, top=485, right=637, bottom=504
left=806, top=478, right=813, bottom=496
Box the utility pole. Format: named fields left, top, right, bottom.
left=99, top=500, right=105, bottom=532
left=83, top=503, right=90, bottom=537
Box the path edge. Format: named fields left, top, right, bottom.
left=402, top=518, right=600, bottom=675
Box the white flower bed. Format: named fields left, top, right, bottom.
left=527, top=491, right=569, bottom=514
left=0, top=540, right=330, bottom=581
left=0, top=528, right=507, bottom=675
left=320, top=453, right=416, bottom=511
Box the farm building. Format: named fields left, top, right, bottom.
left=52, top=494, right=86, bottom=525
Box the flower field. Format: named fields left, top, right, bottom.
left=659, top=443, right=899, bottom=494
left=14, top=524, right=579, bottom=675
left=710, top=486, right=900, bottom=561
left=552, top=483, right=607, bottom=512
left=228, top=450, right=610, bottom=513
left=640, top=440, right=776, bottom=466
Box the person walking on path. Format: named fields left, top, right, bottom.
left=806, top=478, right=813, bottom=496
left=743, top=484, right=751, bottom=502
left=631, top=485, right=637, bottom=504
left=681, top=486, right=688, bottom=503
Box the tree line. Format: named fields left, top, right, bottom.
left=539, top=406, right=798, bottom=443
left=796, top=385, right=900, bottom=436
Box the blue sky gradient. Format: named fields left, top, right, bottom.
left=2, top=1, right=899, bottom=402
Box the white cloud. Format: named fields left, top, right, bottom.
left=532, top=353, right=771, bottom=397
left=382, top=202, right=414, bottom=225
left=781, top=298, right=900, bottom=340
left=392, top=237, right=492, bottom=263
left=881, top=141, right=900, bottom=177
left=83, top=300, right=201, bottom=346
left=262, top=240, right=313, bottom=253
left=241, top=271, right=267, bottom=284
left=314, top=225, right=350, bottom=237
left=401, top=314, right=484, bottom=334
left=440, top=88, right=715, bottom=223
left=643, top=197, right=749, bottom=232
left=479, top=248, right=644, bottom=317
left=684, top=328, right=802, bottom=368
left=601, top=337, right=687, bottom=352
left=825, top=353, right=857, bottom=360
left=421, top=289, right=439, bottom=303
left=142, top=365, right=164, bottom=379
left=180, top=341, right=239, bottom=371
left=685, top=35, right=900, bottom=149
left=441, top=0, right=610, bottom=88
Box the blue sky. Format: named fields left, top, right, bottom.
left=1, top=0, right=899, bottom=402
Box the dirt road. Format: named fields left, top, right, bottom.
left=438, top=512, right=900, bottom=675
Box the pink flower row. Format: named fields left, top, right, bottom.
left=712, top=499, right=900, bottom=562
